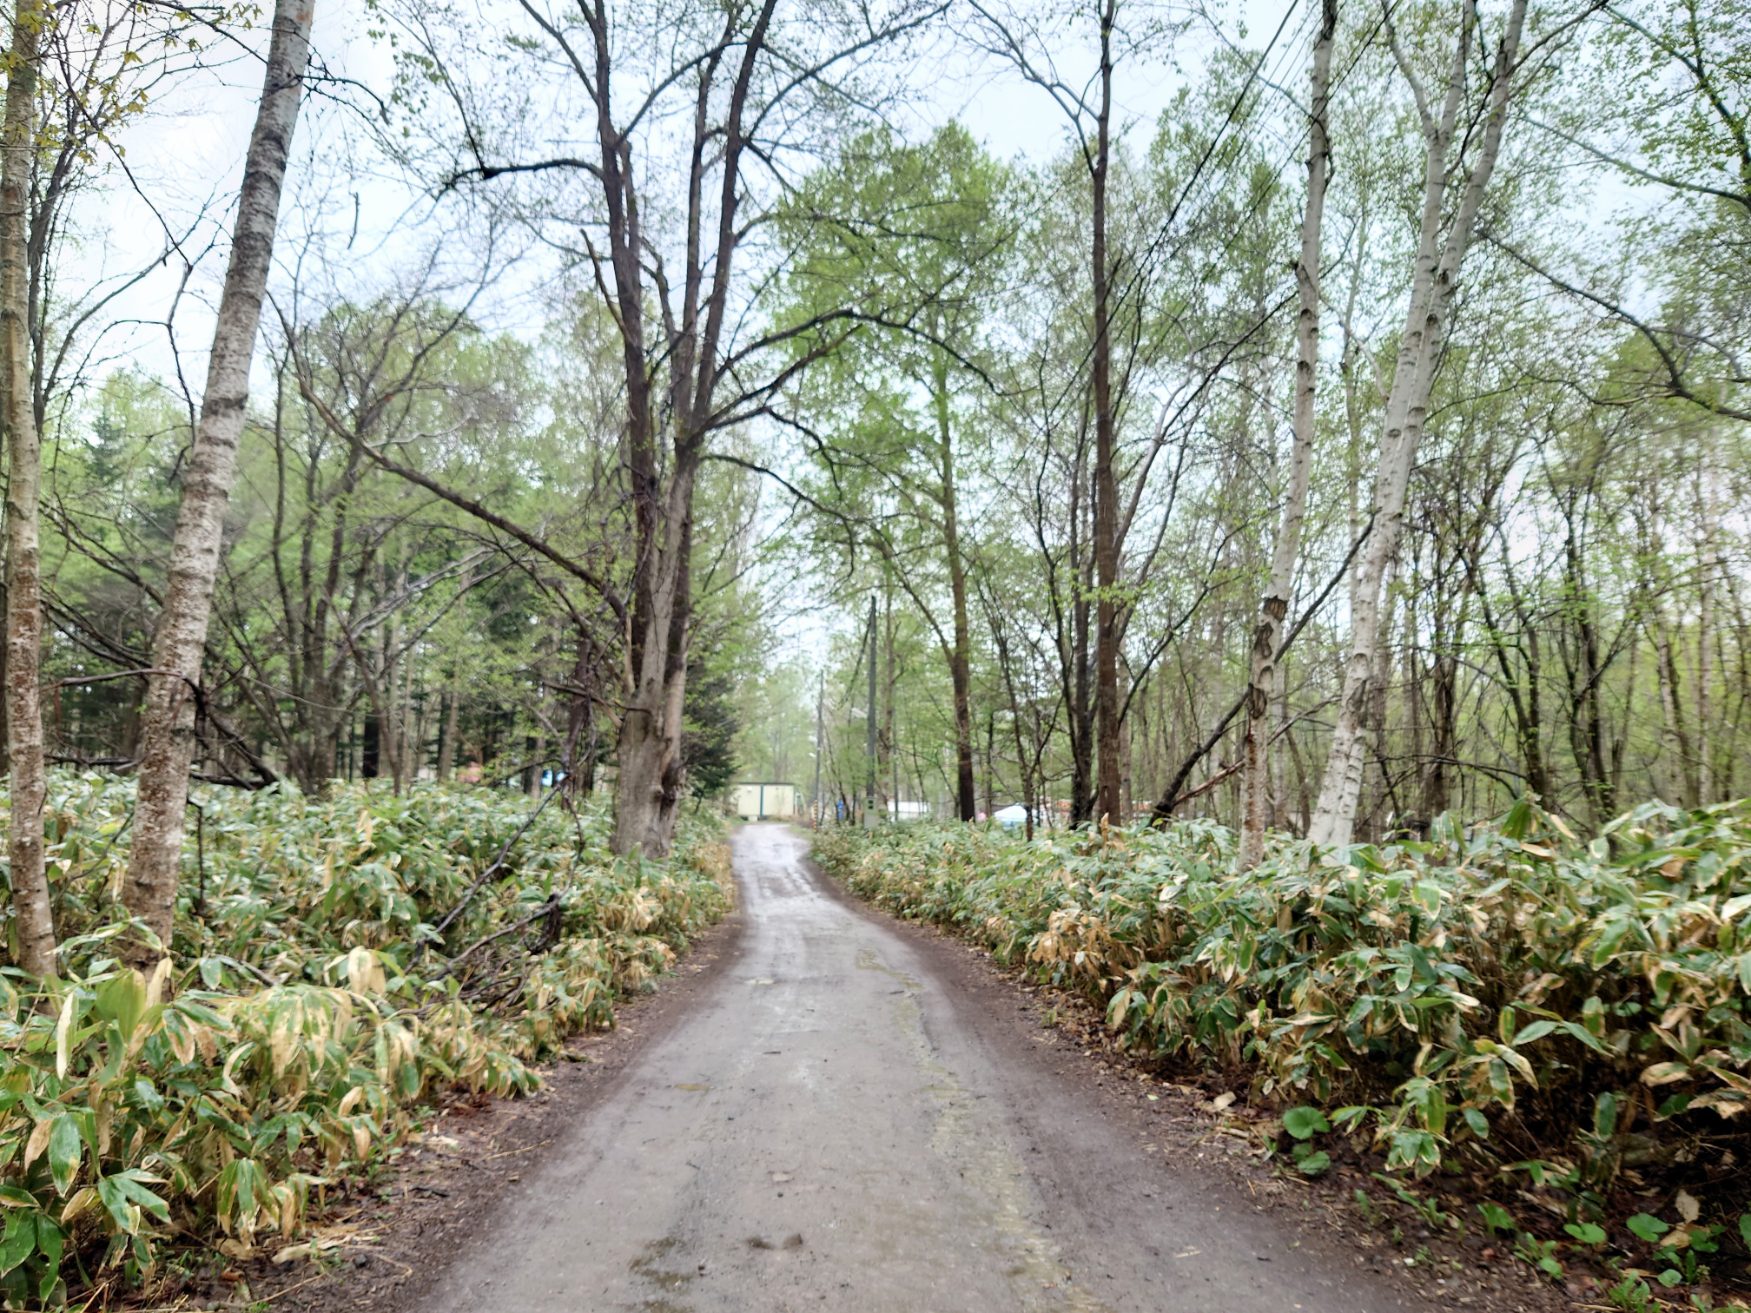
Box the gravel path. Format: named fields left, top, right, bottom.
left=417, top=823, right=1430, bottom=1313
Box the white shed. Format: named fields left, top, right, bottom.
left=731, top=781, right=803, bottom=821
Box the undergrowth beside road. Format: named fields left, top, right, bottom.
left=814, top=800, right=1751, bottom=1305
left=0, top=776, right=732, bottom=1307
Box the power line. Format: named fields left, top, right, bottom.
left=1215, top=0, right=1407, bottom=264
left=1111, top=0, right=1314, bottom=321
left=1024, top=0, right=1318, bottom=433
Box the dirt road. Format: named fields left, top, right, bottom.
left=418, top=824, right=1428, bottom=1313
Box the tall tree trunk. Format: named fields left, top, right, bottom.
left=612, top=457, right=697, bottom=856
left=598, top=0, right=776, bottom=857
left=1239, top=0, right=1334, bottom=869
left=398, top=629, right=418, bottom=791
left=526, top=727, right=545, bottom=798
left=437, top=680, right=459, bottom=783
left=1309, top=0, right=1526, bottom=847
left=1695, top=432, right=1719, bottom=803
left=1364, top=551, right=1402, bottom=838
left=1563, top=521, right=1615, bottom=826
left=361, top=711, right=381, bottom=779
left=1067, top=439, right=1094, bottom=827
left=884, top=579, right=898, bottom=810
left=933, top=343, right=977, bottom=822
left=2, top=0, right=54, bottom=977
left=983, top=709, right=996, bottom=819
left=559, top=631, right=594, bottom=794
left=1655, top=621, right=1695, bottom=805
left=1090, top=0, right=1123, bottom=827
left=121, top=0, right=313, bottom=962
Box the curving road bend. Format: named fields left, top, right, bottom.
left=421, top=823, right=1427, bottom=1313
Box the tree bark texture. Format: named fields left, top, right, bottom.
left=121, top=0, right=314, bottom=961
left=933, top=345, right=977, bottom=822
left=1239, top=0, right=1335, bottom=869
left=3, top=0, right=55, bottom=977
left=1309, top=0, right=1527, bottom=847
left=1091, top=0, right=1123, bottom=827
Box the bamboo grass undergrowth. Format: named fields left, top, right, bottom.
left=816, top=798, right=1751, bottom=1295
left=0, top=774, right=732, bottom=1306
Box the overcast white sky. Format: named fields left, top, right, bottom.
left=74, top=0, right=1303, bottom=400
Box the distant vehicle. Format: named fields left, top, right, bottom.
left=991, top=804, right=1047, bottom=830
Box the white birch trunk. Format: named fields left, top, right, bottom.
left=1696, top=432, right=1718, bottom=804
left=121, top=0, right=314, bottom=961
left=1309, top=0, right=1527, bottom=847
left=2, top=0, right=55, bottom=977
left=1239, top=0, right=1335, bottom=870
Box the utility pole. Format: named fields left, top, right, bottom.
left=813, top=673, right=824, bottom=826
left=864, top=594, right=878, bottom=828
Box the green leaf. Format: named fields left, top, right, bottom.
left=1627, top=1213, right=1670, bottom=1243
left=1330, top=1105, right=1370, bottom=1131
left=96, top=1176, right=135, bottom=1234
left=1477, top=1202, right=1515, bottom=1234
left=0, top=1213, right=34, bottom=1277
left=1564, top=1222, right=1606, bottom=1246
left=1511, top=1019, right=1557, bottom=1045
left=1740, top=1213, right=1751, bottom=1251
left=33, top=1214, right=61, bottom=1286
left=1282, top=1106, right=1330, bottom=1140
left=46, top=1116, right=80, bottom=1197
left=1462, top=1108, right=1490, bottom=1138
left=53, top=993, right=76, bottom=1080
left=1386, top=1128, right=1439, bottom=1173
left=1295, top=1150, right=1331, bottom=1176
left=1591, top=1092, right=1618, bottom=1140
left=94, top=970, right=146, bottom=1039
left=1499, top=797, right=1536, bottom=839
left=108, top=1170, right=170, bottom=1222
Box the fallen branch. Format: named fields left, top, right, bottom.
left=437, top=893, right=563, bottom=979
left=426, top=786, right=569, bottom=949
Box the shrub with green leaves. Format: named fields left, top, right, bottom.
left=816, top=799, right=1750, bottom=1248
left=0, top=776, right=732, bottom=1304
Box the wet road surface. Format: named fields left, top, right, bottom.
left=421, top=823, right=1427, bottom=1313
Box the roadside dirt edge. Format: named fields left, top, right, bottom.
left=804, top=847, right=1574, bottom=1313
left=170, top=883, right=748, bottom=1313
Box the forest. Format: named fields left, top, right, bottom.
left=0, top=0, right=1747, bottom=1307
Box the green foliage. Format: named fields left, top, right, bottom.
left=0, top=776, right=732, bottom=1300
left=1630, top=1214, right=1674, bottom=1244
left=816, top=798, right=1751, bottom=1274
left=682, top=658, right=742, bottom=799
left=1478, top=1202, right=1516, bottom=1235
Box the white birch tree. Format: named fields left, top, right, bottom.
left=1308, top=0, right=1530, bottom=847
left=121, top=0, right=315, bottom=962
left=2, top=0, right=55, bottom=976
left=1239, top=0, right=1336, bottom=869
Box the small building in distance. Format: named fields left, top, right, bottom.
left=731, top=781, right=803, bottom=821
